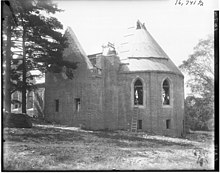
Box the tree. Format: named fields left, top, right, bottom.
left=184, top=96, right=213, bottom=131
left=179, top=35, right=214, bottom=131
left=3, top=16, right=12, bottom=113
left=2, top=0, right=17, bottom=113
left=3, top=0, right=77, bottom=113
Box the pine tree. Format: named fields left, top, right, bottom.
left=2, top=0, right=16, bottom=113
left=3, top=0, right=77, bottom=113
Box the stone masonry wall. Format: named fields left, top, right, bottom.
left=44, top=57, right=104, bottom=129
left=102, top=55, right=120, bottom=130
left=117, top=71, right=184, bottom=137
left=45, top=52, right=184, bottom=136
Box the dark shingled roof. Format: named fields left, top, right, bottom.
left=63, top=27, right=93, bottom=70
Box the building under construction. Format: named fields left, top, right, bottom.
left=44, top=20, right=185, bottom=137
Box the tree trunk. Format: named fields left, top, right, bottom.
left=22, top=26, right=27, bottom=113
left=4, top=16, right=12, bottom=113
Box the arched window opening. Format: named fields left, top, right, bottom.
left=162, top=79, right=170, bottom=105
left=134, top=79, right=143, bottom=105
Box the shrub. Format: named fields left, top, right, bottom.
left=3, top=112, right=32, bottom=128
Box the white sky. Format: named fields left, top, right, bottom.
left=54, top=0, right=218, bottom=67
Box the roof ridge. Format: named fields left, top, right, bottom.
left=64, top=27, right=93, bottom=70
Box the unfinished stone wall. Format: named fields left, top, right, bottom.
left=82, top=76, right=104, bottom=130
left=45, top=56, right=101, bottom=128
left=101, top=55, right=120, bottom=130
left=117, top=71, right=184, bottom=137
left=45, top=50, right=106, bottom=129
left=45, top=52, right=184, bottom=136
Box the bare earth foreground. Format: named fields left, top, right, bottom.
left=3, top=123, right=215, bottom=170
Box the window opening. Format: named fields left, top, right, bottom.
left=134, top=79, right=143, bottom=105
left=138, top=120, right=142, bottom=130
left=75, top=98, right=80, bottom=112
left=55, top=99, right=59, bottom=112
left=13, top=92, right=19, bottom=100
left=166, top=119, right=171, bottom=129
left=27, top=91, right=33, bottom=109
left=162, top=79, right=170, bottom=105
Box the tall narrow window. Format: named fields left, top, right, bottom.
left=134, top=79, right=143, bottom=105
left=12, top=92, right=20, bottom=109
left=55, top=99, right=59, bottom=112
left=138, top=120, right=142, bottom=130
left=166, top=119, right=171, bottom=129
left=75, top=98, right=80, bottom=112
left=162, top=79, right=170, bottom=105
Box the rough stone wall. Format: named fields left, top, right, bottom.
left=117, top=71, right=184, bottom=137
left=45, top=52, right=184, bottom=136
left=101, top=55, right=120, bottom=130
left=82, top=76, right=104, bottom=130
left=155, top=73, right=184, bottom=137
left=44, top=56, right=104, bottom=129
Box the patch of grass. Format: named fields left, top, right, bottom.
left=4, top=152, right=55, bottom=170
left=4, top=126, right=84, bottom=143
left=93, top=132, right=194, bottom=148
left=3, top=124, right=215, bottom=170
left=185, top=132, right=214, bottom=143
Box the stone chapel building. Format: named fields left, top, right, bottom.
left=45, top=20, right=185, bottom=137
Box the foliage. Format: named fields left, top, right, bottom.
left=3, top=0, right=77, bottom=94
left=3, top=0, right=77, bottom=113
left=3, top=112, right=32, bottom=128
left=184, top=96, right=213, bottom=131
left=179, top=35, right=214, bottom=98
left=10, top=59, right=37, bottom=94
left=193, top=147, right=209, bottom=167
left=179, top=35, right=214, bottom=131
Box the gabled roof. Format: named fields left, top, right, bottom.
left=63, top=27, right=93, bottom=70
left=117, top=20, right=183, bottom=76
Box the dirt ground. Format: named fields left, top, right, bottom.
left=3, top=123, right=215, bottom=170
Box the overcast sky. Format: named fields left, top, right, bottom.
left=54, top=0, right=217, bottom=67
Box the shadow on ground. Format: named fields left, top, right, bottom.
left=92, top=131, right=194, bottom=148
left=4, top=126, right=84, bottom=143
left=4, top=124, right=196, bottom=148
